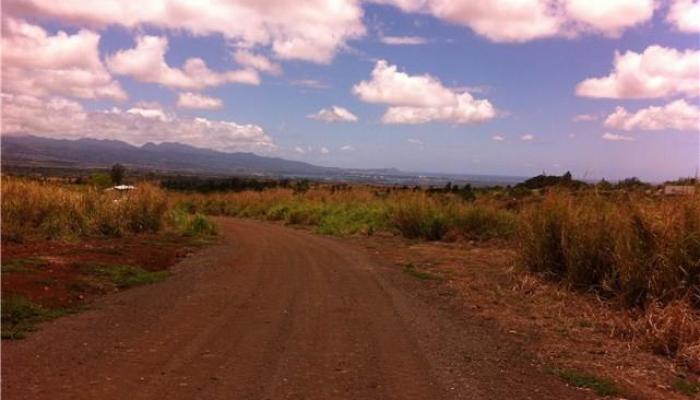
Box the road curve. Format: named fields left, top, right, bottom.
left=2, top=218, right=596, bottom=400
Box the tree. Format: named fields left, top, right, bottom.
left=110, top=164, right=126, bottom=185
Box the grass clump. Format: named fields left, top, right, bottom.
left=78, top=262, right=169, bottom=288
left=672, top=378, right=700, bottom=397
left=547, top=367, right=621, bottom=397
left=170, top=208, right=218, bottom=237
left=1, top=295, right=70, bottom=339
left=403, top=263, right=441, bottom=281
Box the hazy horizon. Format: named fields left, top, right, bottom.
left=1, top=1, right=698, bottom=181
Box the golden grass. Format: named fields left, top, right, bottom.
left=518, top=191, right=700, bottom=308
left=2, top=177, right=168, bottom=240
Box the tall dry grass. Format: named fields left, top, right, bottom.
left=1, top=178, right=168, bottom=241
left=518, top=191, right=700, bottom=308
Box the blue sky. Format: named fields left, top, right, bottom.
left=2, top=1, right=699, bottom=181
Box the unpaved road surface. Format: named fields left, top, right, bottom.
left=3, top=218, right=596, bottom=399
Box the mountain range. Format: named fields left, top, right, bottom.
left=0, top=135, right=376, bottom=177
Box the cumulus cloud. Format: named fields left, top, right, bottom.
left=353, top=60, right=495, bottom=124
left=576, top=45, right=700, bottom=99
left=565, top=0, right=654, bottom=37
left=340, top=145, right=355, bottom=152
left=492, top=135, right=505, bottom=141
left=176, top=92, right=223, bottom=110
left=407, top=138, right=424, bottom=145
left=374, top=0, right=654, bottom=43
left=308, top=106, right=359, bottom=122
left=602, top=132, right=634, bottom=141
left=233, top=50, right=282, bottom=75
left=667, top=0, right=700, bottom=33
left=1, top=18, right=126, bottom=101
left=604, top=99, right=700, bottom=131
left=107, top=35, right=259, bottom=90
left=380, top=35, right=428, bottom=45
left=1, top=94, right=274, bottom=152
left=4, top=0, right=365, bottom=64
left=521, top=134, right=535, bottom=141
left=375, top=0, right=562, bottom=43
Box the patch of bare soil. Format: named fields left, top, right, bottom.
left=350, top=234, right=699, bottom=400
left=1, top=233, right=211, bottom=310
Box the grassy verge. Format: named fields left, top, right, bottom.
left=1, top=257, right=49, bottom=273
left=1, top=296, right=73, bottom=339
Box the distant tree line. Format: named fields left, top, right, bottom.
left=161, top=176, right=290, bottom=193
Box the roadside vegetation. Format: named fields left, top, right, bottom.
left=1, top=177, right=216, bottom=241
left=1, top=176, right=218, bottom=339
left=3, top=172, right=699, bottom=378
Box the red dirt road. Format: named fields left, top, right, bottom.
left=2, top=218, right=597, bottom=399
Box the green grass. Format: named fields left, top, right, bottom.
left=77, top=262, right=170, bottom=288
left=1, top=257, right=48, bottom=273
left=402, top=263, right=441, bottom=281
left=170, top=209, right=218, bottom=237
left=547, top=367, right=621, bottom=397
left=1, top=295, right=71, bottom=339
left=673, top=378, right=700, bottom=397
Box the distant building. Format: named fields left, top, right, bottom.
left=664, top=185, right=696, bottom=196
left=106, top=185, right=136, bottom=191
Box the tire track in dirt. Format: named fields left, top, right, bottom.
left=2, top=218, right=598, bottom=399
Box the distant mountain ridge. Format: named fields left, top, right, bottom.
left=1, top=135, right=343, bottom=176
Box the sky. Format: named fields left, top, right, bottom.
left=1, top=0, right=699, bottom=181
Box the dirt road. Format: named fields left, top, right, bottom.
left=2, top=218, right=596, bottom=399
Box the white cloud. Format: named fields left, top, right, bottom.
left=294, top=146, right=307, bottom=154
left=407, top=138, right=424, bottom=145
left=5, top=0, right=366, bottom=64
left=107, top=35, right=259, bottom=90
left=375, top=0, right=562, bottom=43
left=1, top=18, right=126, bottom=101
left=576, top=45, right=700, bottom=99
left=602, top=132, right=634, bottom=141
left=573, top=114, right=598, bottom=122
left=353, top=60, right=495, bottom=124
left=127, top=106, right=170, bottom=121
left=565, top=0, right=654, bottom=37
left=320, top=147, right=330, bottom=154
left=380, top=35, right=428, bottom=45
left=308, top=106, right=359, bottom=122
left=176, top=92, right=223, bottom=110
left=1, top=94, right=274, bottom=152
left=375, top=0, right=654, bottom=43
left=604, top=99, right=700, bottom=131
left=521, top=134, right=535, bottom=141
left=492, top=135, right=505, bottom=141
left=290, top=79, right=330, bottom=90
left=233, top=50, right=282, bottom=75
left=667, top=0, right=700, bottom=33
left=340, top=145, right=355, bottom=152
